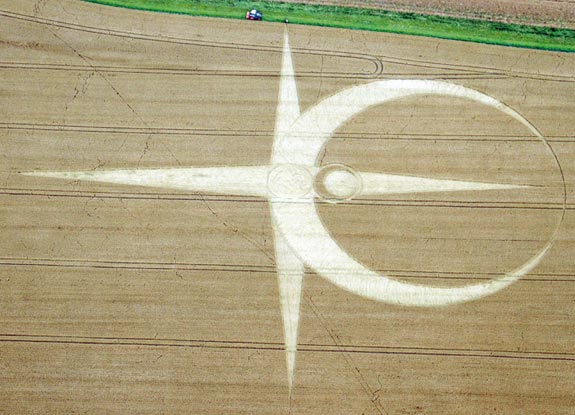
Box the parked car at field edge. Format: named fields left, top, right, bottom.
left=245, top=9, right=263, bottom=20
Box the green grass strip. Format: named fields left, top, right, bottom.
left=81, top=0, right=575, bottom=52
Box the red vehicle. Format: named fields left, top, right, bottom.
left=245, top=9, right=263, bottom=20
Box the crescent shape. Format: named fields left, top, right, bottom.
left=270, top=80, right=566, bottom=307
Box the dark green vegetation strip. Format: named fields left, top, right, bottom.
left=82, top=0, right=575, bottom=52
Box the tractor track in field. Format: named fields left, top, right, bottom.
left=0, top=187, right=570, bottom=211
left=0, top=333, right=573, bottom=361
left=3, top=9, right=575, bottom=84
left=1, top=256, right=574, bottom=282
left=0, top=9, right=384, bottom=79
left=0, top=61, right=511, bottom=81
left=2, top=122, right=574, bottom=142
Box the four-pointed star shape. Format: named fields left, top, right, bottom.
left=24, top=30, right=542, bottom=393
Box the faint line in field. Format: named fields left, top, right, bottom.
left=0, top=334, right=573, bottom=361
left=0, top=257, right=573, bottom=282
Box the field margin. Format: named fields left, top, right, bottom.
left=81, top=0, right=575, bottom=52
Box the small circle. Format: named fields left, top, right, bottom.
left=268, top=164, right=313, bottom=198
left=314, top=164, right=362, bottom=203
left=324, top=170, right=360, bottom=198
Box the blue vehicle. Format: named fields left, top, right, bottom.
left=245, top=9, right=263, bottom=20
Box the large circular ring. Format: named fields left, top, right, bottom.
left=270, top=80, right=565, bottom=307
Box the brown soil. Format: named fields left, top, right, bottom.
left=275, top=0, right=575, bottom=28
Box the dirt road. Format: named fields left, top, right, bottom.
left=276, top=0, right=575, bottom=28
